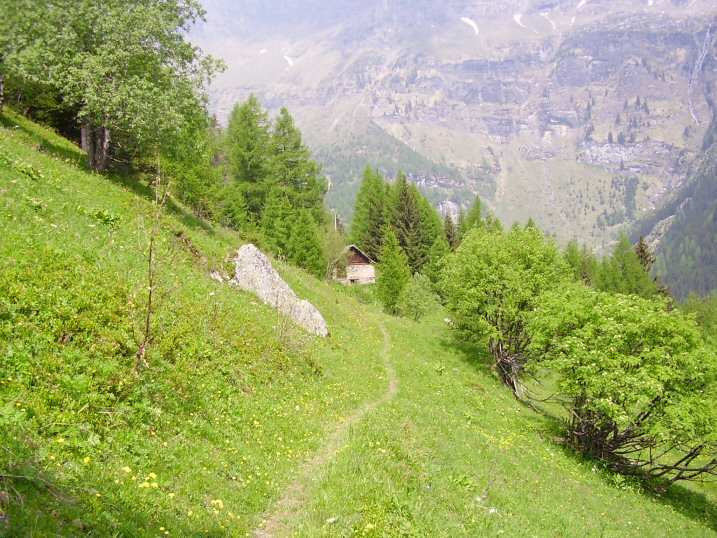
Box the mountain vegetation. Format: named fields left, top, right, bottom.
left=638, top=122, right=717, bottom=299
left=2, top=108, right=716, bottom=537
left=1, top=1, right=717, bottom=536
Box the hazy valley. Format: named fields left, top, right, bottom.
left=193, top=0, right=716, bottom=255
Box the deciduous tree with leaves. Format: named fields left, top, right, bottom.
left=5, top=0, right=222, bottom=171
left=528, top=284, right=717, bottom=484
left=442, top=226, right=570, bottom=396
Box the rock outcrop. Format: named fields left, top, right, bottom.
left=232, top=244, right=329, bottom=337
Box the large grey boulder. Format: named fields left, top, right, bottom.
left=232, top=244, right=329, bottom=337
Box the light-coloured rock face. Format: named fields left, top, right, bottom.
left=232, top=244, right=329, bottom=337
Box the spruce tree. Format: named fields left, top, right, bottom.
left=377, top=229, right=411, bottom=315
left=350, top=167, right=387, bottom=260
left=261, top=187, right=293, bottom=257
left=634, top=236, right=655, bottom=272
left=444, top=213, right=459, bottom=249
left=389, top=172, right=435, bottom=273
left=288, top=210, right=326, bottom=277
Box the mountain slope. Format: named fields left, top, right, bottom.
left=193, top=0, right=717, bottom=251
left=1, top=111, right=716, bottom=535
left=635, top=118, right=717, bottom=298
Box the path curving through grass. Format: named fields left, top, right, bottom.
left=253, top=324, right=398, bottom=537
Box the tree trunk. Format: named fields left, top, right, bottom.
left=0, top=71, right=5, bottom=113
left=489, top=339, right=525, bottom=399
left=82, top=122, right=111, bottom=171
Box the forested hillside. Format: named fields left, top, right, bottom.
left=634, top=119, right=717, bottom=298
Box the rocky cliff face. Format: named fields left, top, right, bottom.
left=193, top=0, right=717, bottom=250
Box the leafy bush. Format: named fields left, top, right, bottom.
left=398, top=274, right=437, bottom=321
left=528, top=284, right=717, bottom=484
left=442, top=226, right=570, bottom=395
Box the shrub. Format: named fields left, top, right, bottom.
left=528, top=284, right=717, bottom=484
left=398, top=274, right=437, bottom=321
left=442, top=226, right=570, bottom=395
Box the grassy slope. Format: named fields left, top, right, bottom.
left=0, top=111, right=715, bottom=536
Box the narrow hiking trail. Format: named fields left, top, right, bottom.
left=253, top=324, right=398, bottom=537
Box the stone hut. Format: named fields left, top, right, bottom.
left=332, top=245, right=376, bottom=285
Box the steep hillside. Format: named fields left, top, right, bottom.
left=1, top=112, right=716, bottom=536
left=635, top=118, right=717, bottom=298
left=192, top=0, right=717, bottom=251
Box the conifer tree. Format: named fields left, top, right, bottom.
left=288, top=210, right=326, bottom=277
left=350, top=167, right=387, bottom=260
left=398, top=274, right=437, bottom=321
left=444, top=213, right=459, bottom=249
left=226, top=96, right=271, bottom=216
left=216, top=183, right=250, bottom=230
left=595, top=233, right=657, bottom=298
left=270, top=107, right=325, bottom=220
left=261, top=187, right=293, bottom=256
left=564, top=239, right=597, bottom=285
left=388, top=172, right=438, bottom=273
left=457, top=208, right=468, bottom=241
left=417, top=191, right=443, bottom=258
left=464, top=196, right=483, bottom=230
left=634, top=236, right=655, bottom=272
left=484, top=214, right=504, bottom=233
left=424, top=234, right=450, bottom=292
left=377, top=229, right=411, bottom=315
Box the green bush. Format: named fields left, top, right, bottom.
left=528, top=284, right=717, bottom=484
left=442, top=225, right=570, bottom=394
left=398, top=274, right=437, bottom=321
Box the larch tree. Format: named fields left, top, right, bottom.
left=457, top=208, right=467, bottom=242
left=423, top=234, right=450, bottom=293
left=269, top=107, right=326, bottom=221
left=261, top=187, right=293, bottom=257
left=226, top=96, right=272, bottom=217
left=463, top=195, right=483, bottom=231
